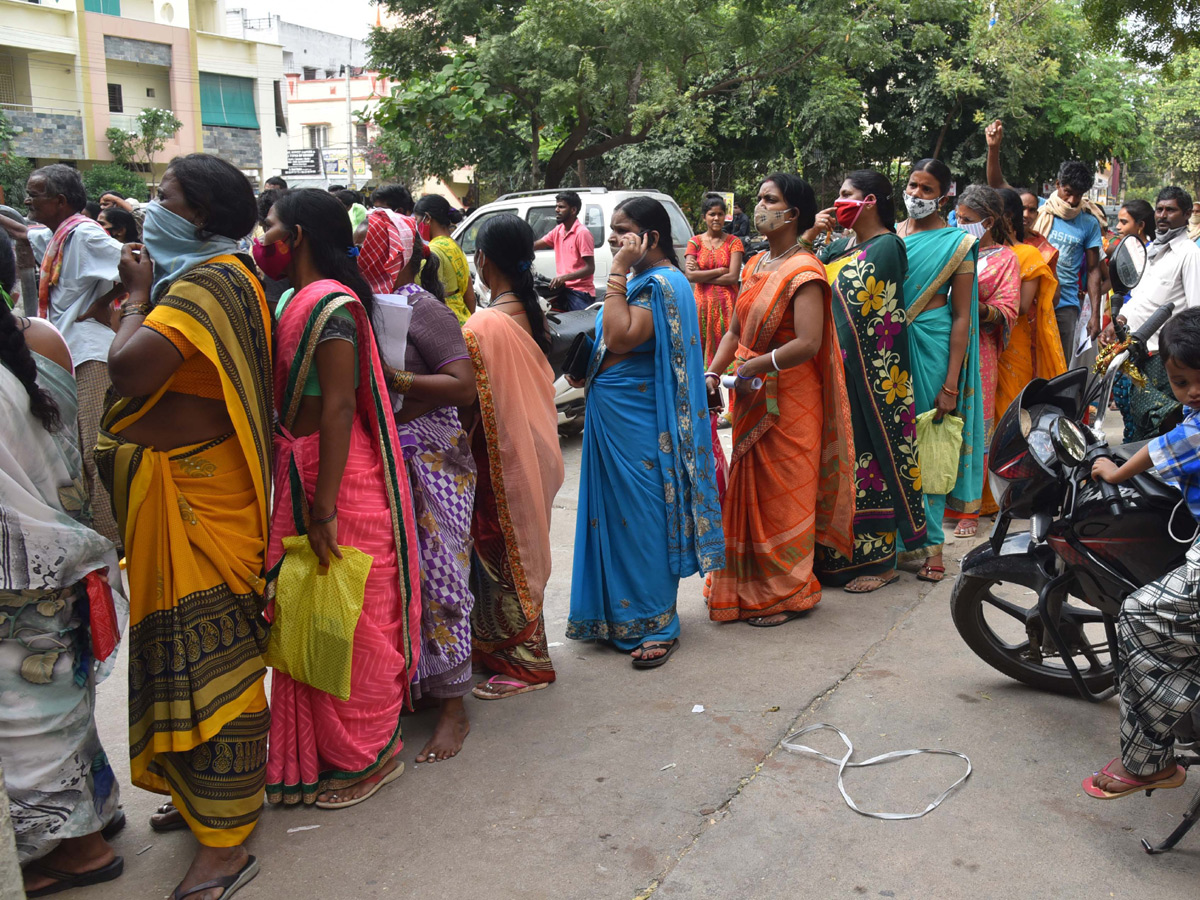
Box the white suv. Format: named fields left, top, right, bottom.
left=452, top=187, right=694, bottom=298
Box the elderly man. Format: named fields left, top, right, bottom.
left=1102, top=185, right=1200, bottom=441
left=24, top=165, right=124, bottom=546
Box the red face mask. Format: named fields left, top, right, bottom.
left=834, top=195, right=875, bottom=229
left=417, top=217, right=432, bottom=242
left=252, top=236, right=292, bottom=281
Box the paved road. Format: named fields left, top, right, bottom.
left=87, top=428, right=1199, bottom=899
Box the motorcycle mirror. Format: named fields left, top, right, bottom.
left=1110, top=234, right=1148, bottom=295
left=1049, top=416, right=1088, bottom=466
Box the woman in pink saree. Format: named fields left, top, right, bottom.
left=257, top=189, right=421, bottom=808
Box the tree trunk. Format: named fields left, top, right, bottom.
left=543, top=153, right=571, bottom=189
left=577, top=158, right=587, bottom=187
left=931, top=100, right=960, bottom=160
left=530, top=114, right=541, bottom=184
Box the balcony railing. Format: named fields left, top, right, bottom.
left=1, top=102, right=81, bottom=117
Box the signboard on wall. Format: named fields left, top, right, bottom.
left=326, top=155, right=368, bottom=178
left=283, top=149, right=324, bottom=177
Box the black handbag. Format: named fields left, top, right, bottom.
left=563, top=331, right=594, bottom=381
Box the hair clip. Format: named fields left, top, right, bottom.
left=518, top=259, right=531, bottom=272
left=346, top=246, right=360, bottom=258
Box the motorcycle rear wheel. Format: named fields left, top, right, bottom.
left=950, top=574, right=1116, bottom=696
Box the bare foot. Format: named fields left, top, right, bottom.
left=316, top=756, right=400, bottom=805
left=1092, top=758, right=1179, bottom=793
left=172, top=844, right=250, bottom=900
left=23, top=833, right=115, bottom=894
left=416, top=696, right=470, bottom=763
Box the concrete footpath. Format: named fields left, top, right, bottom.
left=85, top=433, right=1199, bottom=899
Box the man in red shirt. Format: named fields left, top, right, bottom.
left=534, top=191, right=595, bottom=310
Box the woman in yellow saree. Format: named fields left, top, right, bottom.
left=983, top=188, right=1066, bottom=514
left=98, top=155, right=271, bottom=900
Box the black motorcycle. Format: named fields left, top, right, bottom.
left=950, top=236, right=1200, bottom=853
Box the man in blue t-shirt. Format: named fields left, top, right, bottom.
left=985, top=121, right=1104, bottom=365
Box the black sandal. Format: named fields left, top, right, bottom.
left=25, top=857, right=124, bottom=898
left=747, top=610, right=809, bottom=627
left=150, top=802, right=189, bottom=833
left=172, top=855, right=259, bottom=900
left=631, top=639, right=679, bottom=669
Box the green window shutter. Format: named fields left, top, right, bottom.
left=199, top=73, right=259, bottom=129
left=102, top=0, right=121, bottom=15
left=84, top=0, right=103, bottom=12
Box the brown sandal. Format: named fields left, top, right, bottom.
left=917, top=564, right=946, bottom=583
left=843, top=573, right=900, bottom=594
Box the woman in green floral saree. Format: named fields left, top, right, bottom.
left=810, top=171, right=926, bottom=592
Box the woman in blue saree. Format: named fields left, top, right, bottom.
left=895, top=159, right=983, bottom=581
left=566, top=197, right=725, bottom=668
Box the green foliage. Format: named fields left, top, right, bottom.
left=82, top=163, right=149, bottom=203
left=1082, top=0, right=1200, bottom=66
left=369, top=0, right=1153, bottom=204
left=0, top=110, right=32, bottom=208
left=104, top=108, right=183, bottom=188
left=1143, top=49, right=1200, bottom=194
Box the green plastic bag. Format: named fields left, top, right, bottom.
left=915, top=409, right=964, bottom=496
left=264, top=536, right=372, bottom=701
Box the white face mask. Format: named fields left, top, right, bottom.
left=904, top=194, right=940, bottom=220
left=958, top=221, right=987, bottom=239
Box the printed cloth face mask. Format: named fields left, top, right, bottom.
left=905, top=194, right=940, bottom=220
left=958, top=221, right=987, bottom=239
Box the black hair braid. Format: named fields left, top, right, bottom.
left=476, top=213, right=551, bottom=353
left=0, top=305, right=62, bottom=432
left=411, top=233, right=445, bottom=301
left=511, top=264, right=550, bottom=353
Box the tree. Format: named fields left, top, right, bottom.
left=0, top=110, right=32, bottom=209
left=1081, top=0, right=1200, bottom=66
left=369, top=0, right=889, bottom=188
left=105, top=108, right=183, bottom=190
left=1142, top=49, right=1200, bottom=193
left=82, top=163, right=149, bottom=203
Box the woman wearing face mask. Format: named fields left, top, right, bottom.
left=704, top=174, right=853, bottom=624
left=462, top=214, right=564, bottom=695
left=801, top=170, right=926, bottom=593
left=259, top=189, right=422, bottom=812
left=567, top=197, right=723, bottom=664
left=893, top=159, right=982, bottom=579
left=358, top=208, right=479, bottom=762
left=99, top=154, right=272, bottom=899
left=984, top=188, right=1067, bottom=515
left=947, top=185, right=1021, bottom=534
left=413, top=194, right=473, bottom=324
left=1108, top=200, right=1154, bottom=438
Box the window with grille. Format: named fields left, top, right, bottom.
left=108, top=83, right=123, bottom=113
left=305, top=125, right=328, bottom=149
left=355, top=123, right=368, bottom=147
left=0, top=57, right=16, bottom=107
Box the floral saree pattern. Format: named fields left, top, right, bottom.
left=815, top=233, right=925, bottom=585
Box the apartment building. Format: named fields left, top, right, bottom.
left=1, top=0, right=287, bottom=186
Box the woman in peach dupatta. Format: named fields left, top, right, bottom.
left=463, top=214, right=564, bottom=699
left=260, top=190, right=421, bottom=809
left=982, top=189, right=1066, bottom=514
left=706, top=174, right=856, bottom=625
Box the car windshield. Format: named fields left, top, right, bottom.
left=458, top=208, right=517, bottom=254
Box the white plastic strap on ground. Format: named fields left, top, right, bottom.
left=780, top=723, right=972, bottom=821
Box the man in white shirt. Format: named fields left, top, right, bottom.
left=23, top=165, right=124, bottom=546
left=1103, top=185, right=1200, bottom=439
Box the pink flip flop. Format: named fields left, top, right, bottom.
left=1082, top=758, right=1187, bottom=799
left=471, top=675, right=549, bottom=701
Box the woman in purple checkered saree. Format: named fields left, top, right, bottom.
left=358, top=210, right=479, bottom=763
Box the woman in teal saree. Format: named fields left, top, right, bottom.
left=896, top=160, right=983, bottom=582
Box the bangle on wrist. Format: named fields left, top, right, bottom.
left=310, top=507, right=337, bottom=525
left=390, top=369, right=415, bottom=393
left=940, top=384, right=959, bottom=397
left=771, top=348, right=782, bottom=371
left=121, top=302, right=150, bottom=318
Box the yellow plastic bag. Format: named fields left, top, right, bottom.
left=264, top=536, right=373, bottom=701
left=915, top=410, right=964, bottom=496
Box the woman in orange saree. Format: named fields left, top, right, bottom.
left=983, top=189, right=1066, bottom=514
left=705, top=174, right=856, bottom=626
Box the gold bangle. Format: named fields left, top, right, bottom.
left=390, top=369, right=415, bottom=393
left=121, top=303, right=150, bottom=319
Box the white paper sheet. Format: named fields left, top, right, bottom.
left=373, top=293, right=413, bottom=410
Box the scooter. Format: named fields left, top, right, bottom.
left=950, top=234, right=1200, bottom=852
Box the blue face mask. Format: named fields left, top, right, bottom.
left=142, top=200, right=239, bottom=301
